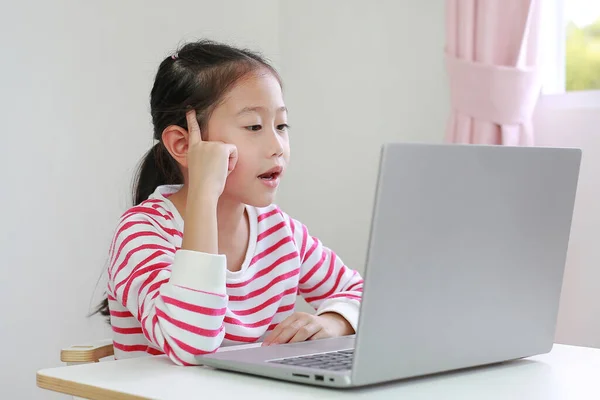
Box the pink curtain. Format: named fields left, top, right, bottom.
left=445, top=0, right=542, bottom=145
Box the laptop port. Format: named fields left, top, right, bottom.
left=292, top=373, right=309, bottom=378
left=315, top=375, right=324, bottom=381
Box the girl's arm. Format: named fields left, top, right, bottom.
left=109, top=109, right=238, bottom=365
left=286, top=216, right=364, bottom=332
left=108, top=209, right=227, bottom=366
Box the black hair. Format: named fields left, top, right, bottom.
left=93, top=40, right=281, bottom=321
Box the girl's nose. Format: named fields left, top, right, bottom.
left=269, top=129, right=285, bottom=157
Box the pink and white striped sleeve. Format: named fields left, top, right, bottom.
left=286, top=216, right=364, bottom=332
left=108, top=211, right=228, bottom=365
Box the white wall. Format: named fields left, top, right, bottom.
left=277, top=0, right=448, bottom=279
left=533, top=98, right=600, bottom=349
left=0, top=1, right=279, bottom=398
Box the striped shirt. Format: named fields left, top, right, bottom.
left=107, top=185, right=363, bottom=366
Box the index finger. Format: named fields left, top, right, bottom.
left=185, top=109, right=202, bottom=145
left=262, top=314, right=298, bottom=346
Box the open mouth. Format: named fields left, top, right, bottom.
left=258, top=166, right=283, bottom=181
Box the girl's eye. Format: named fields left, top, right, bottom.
left=246, top=125, right=262, bottom=131
left=277, top=124, right=290, bottom=131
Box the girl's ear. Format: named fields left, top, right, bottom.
left=162, top=125, right=190, bottom=168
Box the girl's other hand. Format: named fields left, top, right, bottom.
left=262, top=312, right=353, bottom=346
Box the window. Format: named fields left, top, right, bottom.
left=565, top=0, right=600, bottom=91
left=541, top=0, right=600, bottom=105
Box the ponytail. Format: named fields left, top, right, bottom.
left=133, top=142, right=184, bottom=206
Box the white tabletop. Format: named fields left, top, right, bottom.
left=37, top=344, right=600, bottom=400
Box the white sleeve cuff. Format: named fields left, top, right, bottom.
left=169, top=249, right=227, bottom=295
left=316, top=301, right=360, bottom=333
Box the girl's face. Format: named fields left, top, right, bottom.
left=205, top=71, right=290, bottom=207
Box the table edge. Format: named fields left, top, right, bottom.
left=36, top=370, right=149, bottom=400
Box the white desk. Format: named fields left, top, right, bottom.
left=37, top=344, right=600, bottom=399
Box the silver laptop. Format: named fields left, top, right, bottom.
left=197, top=143, right=582, bottom=388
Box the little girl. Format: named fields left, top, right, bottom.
left=99, top=40, right=364, bottom=366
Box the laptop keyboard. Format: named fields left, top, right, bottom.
left=268, top=349, right=354, bottom=371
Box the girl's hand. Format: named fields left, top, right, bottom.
left=262, top=312, right=354, bottom=346
left=185, top=109, right=238, bottom=200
